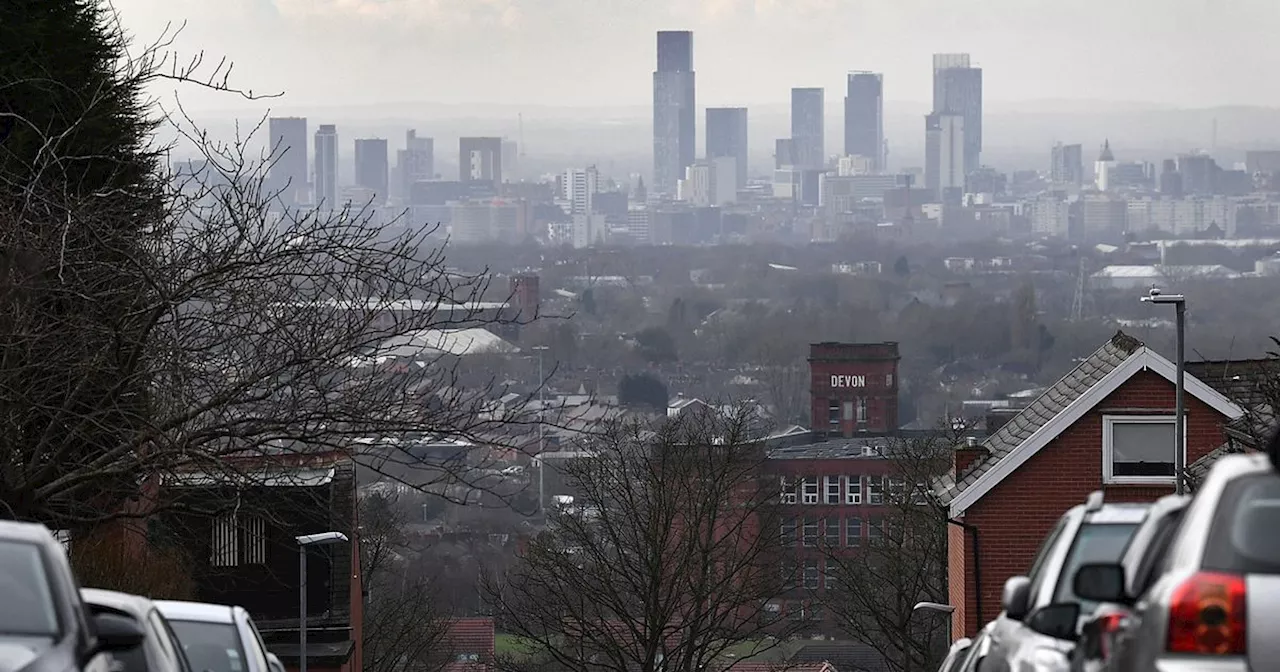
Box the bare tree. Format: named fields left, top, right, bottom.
left=361, top=491, right=453, bottom=672
left=821, top=428, right=959, bottom=672
left=485, top=407, right=808, bottom=672
left=0, top=6, right=552, bottom=526
left=752, top=334, right=809, bottom=427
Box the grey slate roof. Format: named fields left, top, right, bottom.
left=934, top=331, right=1144, bottom=506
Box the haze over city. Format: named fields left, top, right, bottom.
left=9, top=4, right=1280, bottom=672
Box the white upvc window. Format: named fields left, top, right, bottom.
left=801, top=476, right=820, bottom=504
left=1103, top=415, right=1183, bottom=485
left=845, top=476, right=862, bottom=505
left=824, top=476, right=842, bottom=504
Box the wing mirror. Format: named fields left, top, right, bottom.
left=1025, top=602, right=1082, bottom=641
left=1001, top=575, right=1031, bottom=621
left=89, top=611, right=146, bottom=656
left=267, top=653, right=286, bottom=672
left=1073, top=562, right=1127, bottom=603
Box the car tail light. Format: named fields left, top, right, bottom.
left=1166, top=571, right=1247, bottom=655
left=1097, top=612, right=1127, bottom=659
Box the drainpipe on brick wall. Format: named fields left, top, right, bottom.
left=946, top=518, right=982, bottom=635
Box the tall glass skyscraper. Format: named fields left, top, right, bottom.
left=653, top=31, right=695, bottom=197
left=843, top=73, right=884, bottom=172
left=790, top=88, right=825, bottom=170
left=705, top=107, right=748, bottom=188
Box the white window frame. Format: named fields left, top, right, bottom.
left=802, top=517, right=819, bottom=547
left=1102, top=414, right=1184, bottom=485
left=824, top=476, right=842, bottom=504
left=856, top=397, right=868, bottom=424
left=211, top=512, right=268, bottom=567
left=801, top=476, right=820, bottom=504
left=845, top=476, right=862, bottom=505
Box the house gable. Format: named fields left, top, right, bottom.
left=944, top=341, right=1243, bottom=518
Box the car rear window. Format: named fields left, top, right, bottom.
left=1054, top=522, right=1140, bottom=609
left=1204, top=472, right=1280, bottom=574
left=168, top=620, right=246, bottom=672
left=0, top=541, right=59, bottom=637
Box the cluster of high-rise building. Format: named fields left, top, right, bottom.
left=225, top=29, right=1280, bottom=247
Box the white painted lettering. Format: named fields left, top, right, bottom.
left=829, top=375, right=866, bottom=388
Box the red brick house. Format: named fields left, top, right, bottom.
left=934, top=331, right=1245, bottom=638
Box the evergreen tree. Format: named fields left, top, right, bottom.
left=0, top=0, right=161, bottom=523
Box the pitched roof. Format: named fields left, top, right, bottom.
left=445, top=617, right=495, bottom=659
left=724, top=662, right=838, bottom=672
left=935, top=331, right=1245, bottom=517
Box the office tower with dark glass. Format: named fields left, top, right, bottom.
left=790, top=87, right=825, bottom=169
left=653, top=30, right=696, bottom=196
left=705, top=107, right=748, bottom=188
left=459, top=137, right=503, bottom=185
left=354, top=138, right=389, bottom=205
left=267, top=117, right=308, bottom=205
left=931, top=53, right=983, bottom=176
left=844, top=73, right=884, bottom=171
left=398, top=130, right=434, bottom=197
left=313, top=124, right=338, bottom=208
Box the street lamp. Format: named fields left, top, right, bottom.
left=1141, top=286, right=1187, bottom=495
left=296, top=532, right=349, bottom=672
left=532, top=345, right=550, bottom=515
left=913, top=601, right=956, bottom=645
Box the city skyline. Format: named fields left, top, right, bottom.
left=117, top=0, right=1280, bottom=112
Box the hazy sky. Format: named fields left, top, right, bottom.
left=114, top=0, right=1280, bottom=113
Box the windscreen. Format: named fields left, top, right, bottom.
left=1053, top=522, right=1140, bottom=610
left=1204, top=473, right=1280, bottom=574
left=0, top=541, right=58, bottom=637
left=168, top=620, right=247, bottom=672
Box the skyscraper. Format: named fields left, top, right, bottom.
left=459, top=137, right=503, bottom=185
left=653, top=30, right=696, bottom=197
left=843, top=73, right=883, bottom=172
left=925, top=113, right=965, bottom=204
left=790, top=88, right=825, bottom=169
left=398, top=130, right=434, bottom=198
left=267, top=117, right=308, bottom=205
left=354, top=138, right=389, bottom=205
left=313, top=124, right=338, bottom=208
left=705, top=107, right=748, bottom=188
left=932, top=53, right=983, bottom=176
left=1050, top=143, right=1084, bottom=187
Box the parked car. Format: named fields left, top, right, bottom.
left=0, top=520, right=144, bottom=672
left=1067, top=493, right=1190, bottom=672
left=1074, top=452, right=1280, bottom=672
left=982, top=491, right=1150, bottom=672
left=153, top=601, right=275, bottom=672
left=953, top=623, right=996, bottom=672
left=938, top=637, right=974, bottom=672
left=81, top=589, right=193, bottom=672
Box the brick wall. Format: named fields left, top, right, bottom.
left=953, top=370, right=1231, bottom=637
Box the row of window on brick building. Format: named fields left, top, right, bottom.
left=779, top=474, right=918, bottom=506
left=781, top=515, right=887, bottom=549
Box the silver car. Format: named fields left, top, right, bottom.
left=983, top=491, right=1149, bottom=672
left=1074, top=452, right=1280, bottom=672
left=1068, top=493, right=1190, bottom=672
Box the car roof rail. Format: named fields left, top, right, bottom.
left=1085, top=490, right=1104, bottom=512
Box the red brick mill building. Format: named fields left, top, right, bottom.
left=764, top=342, right=921, bottom=625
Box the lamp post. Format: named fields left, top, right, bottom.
left=296, top=532, right=349, bottom=672
left=1141, top=286, right=1187, bottom=495
left=532, top=345, right=550, bottom=515
left=913, top=601, right=957, bottom=646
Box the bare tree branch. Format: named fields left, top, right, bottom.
left=485, top=407, right=811, bottom=672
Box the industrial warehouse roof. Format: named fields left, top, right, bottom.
left=354, top=328, right=518, bottom=364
